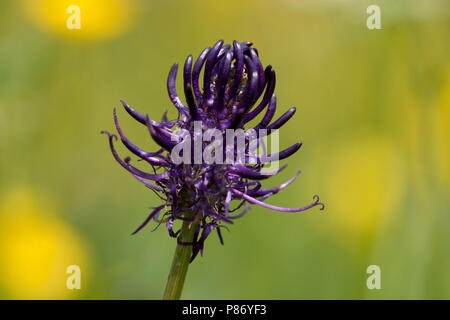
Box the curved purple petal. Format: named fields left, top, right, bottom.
left=232, top=189, right=325, bottom=212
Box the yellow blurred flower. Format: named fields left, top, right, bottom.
left=0, top=187, right=89, bottom=299
left=326, top=138, right=406, bottom=240
left=21, top=0, right=135, bottom=40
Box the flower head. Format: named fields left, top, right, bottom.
left=103, top=40, right=324, bottom=262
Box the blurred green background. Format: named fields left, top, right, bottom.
left=0, top=0, right=449, bottom=299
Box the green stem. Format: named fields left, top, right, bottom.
left=163, top=216, right=198, bottom=300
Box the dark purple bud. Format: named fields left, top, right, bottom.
left=192, top=47, right=210, bottom=104
left=203, top=40, right=224, bottom=101
left=183, top=55, right=198, bottom=119
left=145, top=116, right=177, bottom=151
left=259, top=142, right=303, bottom=163
left=230, top=163, right=288, bottom=180
left=252, top=94, right=277, bottom=131
left=227, top=40, right=245, bottom=101
left=167, top=63, right=189, bottom=120
left=244, top=67, right=275, bottom=123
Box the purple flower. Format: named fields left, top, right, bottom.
left=102, top=40, right=324, bottom=262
